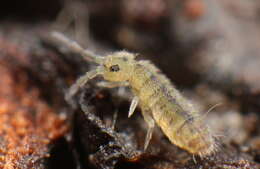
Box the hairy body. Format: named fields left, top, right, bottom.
left=51, top=32, right=216, bottom=157
left=130, top=61, right=215, bottom=156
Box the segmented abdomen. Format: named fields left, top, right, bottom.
left=130, top=62, right=215, bottom=156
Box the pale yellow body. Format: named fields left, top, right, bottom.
left=128, top=60, right=215, bottom=156
left=51, top=32, right=216, bottom=157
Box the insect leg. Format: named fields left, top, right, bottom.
left=111, top=110, right=118, bottom=130
left=141, top=108, right=155, bottom=150
left=65, top=67, right=103, bottom=102
left=97, top=81, right=129, bottom=88
left=128, top=96, right=139, bottom=118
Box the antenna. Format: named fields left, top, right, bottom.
left=50, top=31, right=104, bottom=64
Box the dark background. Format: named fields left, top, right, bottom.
left=0, top=0, right=260, bottom=168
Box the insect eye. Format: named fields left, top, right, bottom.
left=109, top=65, right=120, bottom=72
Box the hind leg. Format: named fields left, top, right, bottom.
left=141, top=107, right=155, bottom=151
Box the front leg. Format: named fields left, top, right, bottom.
left=65, top=69, right=101, bottom=102
left=128, top=96, right=139, bottom=118
left=97, top=81, right=129, bottom=88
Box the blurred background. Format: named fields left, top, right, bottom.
left=0, top=0, right=260, bottom=168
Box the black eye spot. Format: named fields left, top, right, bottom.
left=109, top=65, right=120, bottom=72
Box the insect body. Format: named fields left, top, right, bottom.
left=51, top=32, right=216, bottom=157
